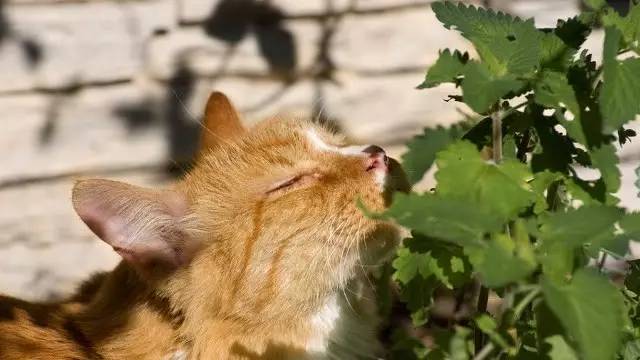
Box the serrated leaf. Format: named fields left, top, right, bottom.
left=461, top=61, right=523, bottom=113
left=377, top=192, right=503, bottom=247
left=436, top=141, right=535, bottom=222
left=392, top=247, right=457, bottom=289
left=541, top=17, right=589, bottom=71
left=538, top=205, right=623, bottom=249
left=535, top=71, right=586, bottom=144
left=554, top=17, right=591, bottom=50
left=431, top=1, right=541, bottom=76
left=418, top=49, right=469, bottom=89
left=545, top=335, right=579, bottom=360
left=602, top=3, right=640, bottom=47
left=542, top=269, right=626, bottom=360
left=402, top=235, right=472, bottom=289
left=392, top=248, right=427, bottom=285
left=540, top=32, right=576, bottom=71
left=590, top=143, right=621, bottom=193
left=402, top=125, right=465, bottom=184
left=600, top=27, right=640, bottom=132
left=466, top=232, right=536, bottom=287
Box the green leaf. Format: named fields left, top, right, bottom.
left=449, top=327, right=471, bottom=360
left=401, top=125, right=465, bottom=184
left=466, top=232, right=536, bottom=287
left=540, top=242, right=575, bottom=283
left=583, top=0, right=606, bottom=10
left=389, top=328, right=429, bottom=360
left=431, top=1, right=541, bottom=76
left=542, top=269, right=626, bottom=360
left=545, top=335, right=579, bottom=360
left=397, top=275, right=437, bottom=326
left=418, top=49, right=469, bottom=88
left=620, top=339, right=640, bottom=360
left=590, top=143, right=621, bottom=193
left=541, top=17, right=589, bottom=71
left=536, top=302, right=565, bottom=349
left=535, top=71, right=585, bottom=144
left=538, top=205, right=623, bottom=249
left=403, top=235, right=472, bottom=289
left=600, top=27, right=640, bottom=132
left=540, top=33, right=575, bottom=72
left=392, top=247, right=428, bottom=285
left=461, top=61, right=523, bottom=113
left=602, top=3, right=640, bottom=47
left=376, top=192, right=503, bottom=247
left=436, top=141, right=535, bottom=222
left=392, top=246, right=465, bottom=289
left=530, top=170, right=564, bottom=213
left=621, top=212, right=640, bottom=240
left=475, top=314, right=512, bottom=349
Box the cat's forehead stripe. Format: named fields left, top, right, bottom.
left=305, top=129, right=367, bottom=155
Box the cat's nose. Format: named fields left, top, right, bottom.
left=363, top=145, right=389, bottom=172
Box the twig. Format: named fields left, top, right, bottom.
left=473, top=343, right=495, bottom=360
left=598, top=252, right=608, bottom=272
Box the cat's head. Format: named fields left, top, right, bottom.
left=72, top=92, right=409, bottom=321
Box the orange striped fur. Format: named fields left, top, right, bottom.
left=0, top=92, right=409, bottom=359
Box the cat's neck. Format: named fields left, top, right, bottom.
left=79, top=264, right=380, bottom=359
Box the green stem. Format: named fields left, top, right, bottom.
left=513, top=286, right=542, bottom=322
left=473, top=343, right=495, bottom=360
left=475, top=285, right=490, bottom=353
left=492, top=110, right=504, bottom=163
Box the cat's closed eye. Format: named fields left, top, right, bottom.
left=265, top=172, right=321, bottom=195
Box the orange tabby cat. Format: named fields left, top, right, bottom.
left=0, top=92, right=409, bottom=359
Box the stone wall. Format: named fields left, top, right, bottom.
left=0, top=0, right=638, bottom=301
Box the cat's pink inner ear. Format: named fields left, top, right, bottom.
left=72, top=179, right=197, bottom=273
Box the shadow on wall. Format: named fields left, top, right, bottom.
left=204, top=0, right=297, bottom=78
left=3, top=0, right=342, bottom=178
left=0, top=0, right=346, bottom=177
left=112, top=0, right=300, bottom=175
left=112, top=0, right=342, bottom=176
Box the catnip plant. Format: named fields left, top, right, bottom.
left=372, top=1, right=640, bottom=358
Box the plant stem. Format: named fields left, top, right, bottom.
left=475, top=285, right=490, bottom=353
left=474, top=109, right=506, bottom=353
left=492, top=110, right=504, bottom=163
left=598, top=252, right=608, bottom=272
left=513, top=286, right=541, bottom=322
left=502, top=100, right=528, bottom=118
left=473, top=343, right=495, bottom=360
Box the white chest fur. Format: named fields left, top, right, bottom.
left=306, top=290, right=382, bottom=359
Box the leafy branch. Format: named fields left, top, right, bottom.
left=378, top=1, right=640, bottom=359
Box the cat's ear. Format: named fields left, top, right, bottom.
left=72, top=179, right=199, bottom=276
left=198, top=91, right=245, bottom=153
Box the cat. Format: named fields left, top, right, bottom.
left=0, top=92, right=410, bottom=359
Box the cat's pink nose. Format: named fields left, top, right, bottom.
left=363, top=145, right=388, bottom=172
